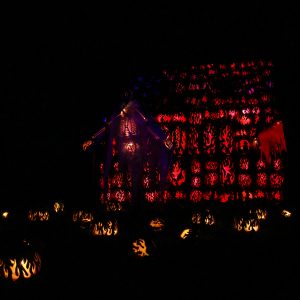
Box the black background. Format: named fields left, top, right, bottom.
left=1, top=3, right=299, bottom=209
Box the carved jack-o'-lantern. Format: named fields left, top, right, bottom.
left=91, top=219, right=119, bottom=237
left=281, top=209, right=292, bottom=218
left=28, top=210, right=50, bottom=222
left=250, top=208, right=267, bottom=220
left=203, top=210, right=216, bottom=226
left=149, top=218, right=165, bottom=232
left=53, top=201, right=64, bottom=213
left=233, top=216, right=260, bottom=232
left=0, top=240, right=42, bottom=282
left=106, top=200, right=123, bottom=212
left=191, top=212, right=201, bottom=225
left=132, top=239, right=150, bottom=257
left=191, top=209, right=216, bottom=226
left=180, top=228, right=192, bottom=239
left=1, top=211, right=9, bottom=219
left=72, top=210, right=94, bottom=229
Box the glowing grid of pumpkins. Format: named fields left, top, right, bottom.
left=0, top=240, right=42, bottom=282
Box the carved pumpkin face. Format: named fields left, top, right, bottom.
left=0, top=240, right=42, bottom=282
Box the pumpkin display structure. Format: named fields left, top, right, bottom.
left=87, top=60, right=287, bottom=209
left=0, top=239, right=42, bottom=282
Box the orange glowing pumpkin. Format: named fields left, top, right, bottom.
left=0, top=240, right=42, bottom=282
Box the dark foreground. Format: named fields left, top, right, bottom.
left=1, top=203, right=299, bottom=300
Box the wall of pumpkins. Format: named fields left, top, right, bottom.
left=96, top=60, right=288, bottom=208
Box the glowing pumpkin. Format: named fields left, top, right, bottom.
left=149, top=218, right=165, bottom=232
left=91, top=219, right=119, bottom=237
left=72, top=210, right=94, bottom=229
left=180, top=228, right=192, bottom=239
left=1, top=211, right=9, bottom=219
left=233, top=216, right=260, bottom=232
left=281, top=209, right=292, bottom=218
left=28, top=210, right=50, bottom=222
left=106, top=200, right=123, bottom=212
left=0, top=240, right=42, bottom=282
left=250, top=208, right=267, bottom=220
left=53, top=201, right=64, bottom=213
left=132, top=239, right=150, bottom=257
left=191, top=209, right=216, bottom=226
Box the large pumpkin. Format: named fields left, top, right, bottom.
left=0, top=239, right=42, bottom=282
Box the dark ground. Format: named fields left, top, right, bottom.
left=1, top=202, right=299, bottom=300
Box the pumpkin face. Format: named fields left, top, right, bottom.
left=0, top=240, right=42, bottom=282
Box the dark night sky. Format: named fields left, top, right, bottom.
left=1, top=3, right=299, bottom=208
